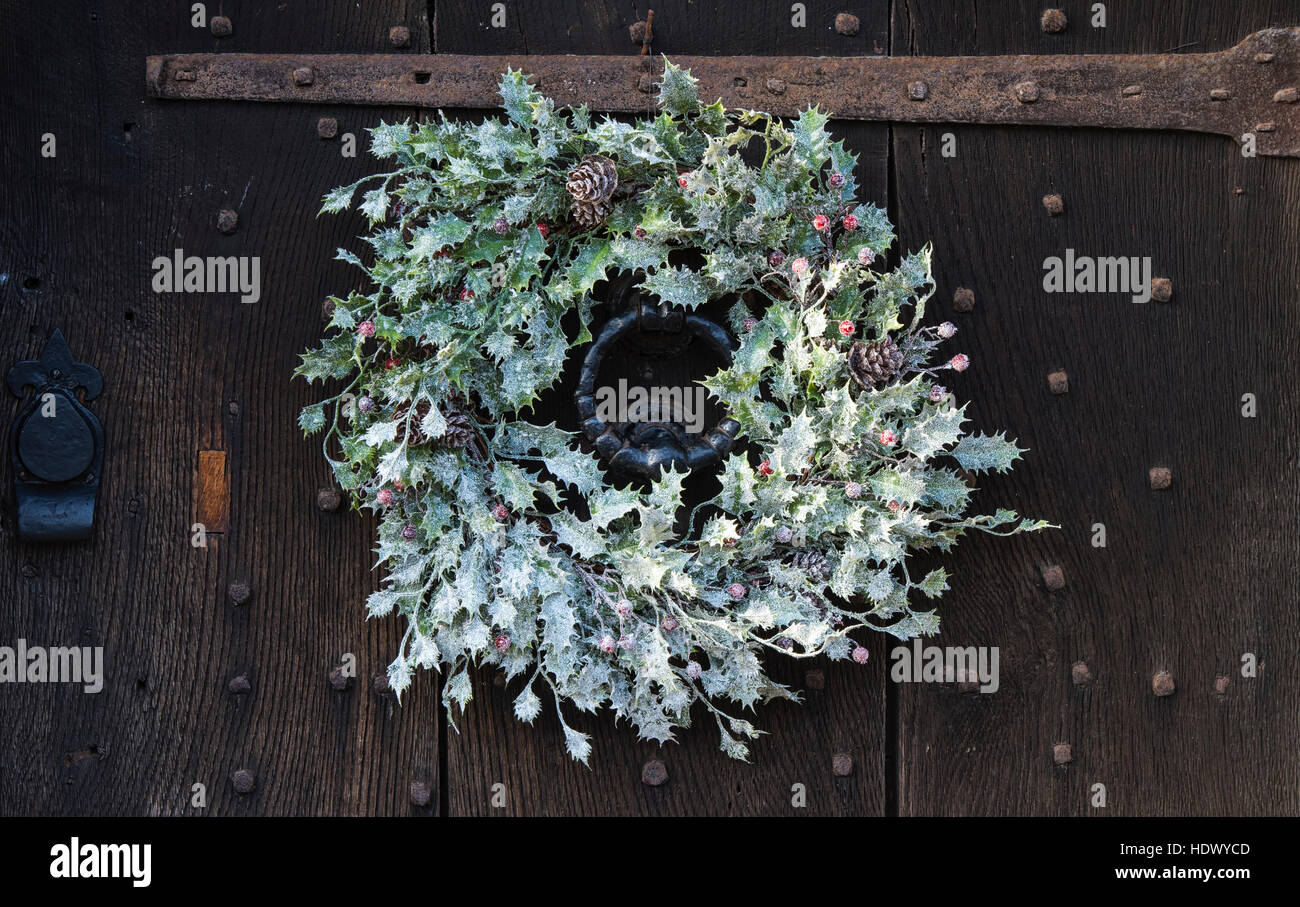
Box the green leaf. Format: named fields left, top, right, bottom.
left=657, top=59, right=700, bottom=117
left=640, top=265, right=710, bottom=309
left=950, top=432, right=1025, bottom=474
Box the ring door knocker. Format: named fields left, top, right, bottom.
left=7, top=330, right=105, bottom=541
left=575, top=275, right=740, bottom=480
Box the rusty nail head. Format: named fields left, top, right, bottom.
left=231, top=769, right=256, bottom=794
left=1015, top=81, right=1041, bottom=103
left=227, top=581, right=251, bottom=605
left=1215, top=675, right=1231, bottom=695
left=1041, top=564, right=1066, bottom=591
left=1275, top=87, right=1299, bottom=103
left=174, top=69, right=196, bottom=82
left=293, top=66, right=315, bottom=86
left=1121, top=84, right=1143, bottom=97
left=765, top=78, right=787, bottom=95
left=329, top=666, right=352, bottom=691
left=908, top=81, right=929, bottom=101
left=628, top=20, right=649, bottom=45
left=1152, top=670, right=1176, bottom=696
left=317, top=116, right=338, bottom=139
left=1040, top=9, right=1067, bottom=33
left=835, top=13, right=860, bottom=36
left=1150, top=277, right=1173, bottom=302
left=804, top=668, right=825, bottom=690
left=636, top=73, right=656, bottom=94
left=217, top=208, right=238, bottom=234
left=389, top=25, right=411, bottom=47
left=1255, top=52, right=1276, bottom=63
left=228, top=673, right=251, bottom=694
left=410, top=781, right=432, bottom=806
left=372, top=673, right=392, bottom=694
left=210, top=15, right=233, bottom=37
left=317, top=487, right=342, bottom=512
left=1071, top=661, right=1093, bottom=685
left=831, top=753, right=854, bottom=776
left=1210, top=88, right=1232, bottom=101
left=1042, top=193, right=1064, bottom=216
left=641, top=759, right=668, bottom=786
left=1047, top=369, right=1069, bottom=394
left=1148, top=466, right=1172, bottom=490
left=1052, top=742, right=1072, bottom=764
left=953, top=287, right=975, bottom=312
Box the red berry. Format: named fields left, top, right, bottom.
left=768, top=250, right=786, bottom=268
left=842, top=213, right=859, bottom=231
left=661, top=615, right=679, bottom=632
left=949, top=353, right=970, bottom=372
left=839, top=320, right=855, bottom=336
left=723, top=536, right=738, bottom=548
left=743, top=316, right=757, bottom=332
left=618, top=633, right=635, bottom=650
left=536, top=222, right=549, bottom=239
left=812, top=214, right=830, bottom=232
left=384, top=357, right=400, bottom=370
left=491, top=503, right=509, bottom=522
left=888, top=499, right=901, bottom=513
left=880, top=429, right=898, bottom=446
left=458, top=287, right=474, bottom=301
left=357, top=396, right=375, bottom=413
left=845, top=482, right=863, bottom=499
left=686, top=660, right=702, bottom=679
left=727, top=583, right=746, bottom=600
left=493, top=216, right=509, bottom=235
left=792, top=257, right=809, bottom=276
left=599, top=635, right=617, bottom=654
left=829, top=171, right=846, bottom=189
left=375, top=488, right=394, bottom=506
left=678, top=174, right=689, bottom=187
left=494, top=634, right=510, bottom=652
left=357, top=320, right=376, bottom=338
left=615, top=599, right=633, bottom=618
left=938, top=321, right=957, bottom=339
left=758, top=460, right=774, bottom=477
left=929, top=385, right=948, bottom=402
left=633, top=225, right=647, bottom=239
left=857, top=247, right=874, bottom=265
left=852, top=646, right=870, bottom=665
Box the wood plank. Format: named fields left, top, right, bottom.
left=438, top=0, right=891, bottom=816
left=889, top=0, right=1300, bottom=816
left=0, top=0, right=438, bottom=816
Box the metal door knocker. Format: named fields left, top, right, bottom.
left=7, top=330, right=105, bottom=541
left=575, top=275, right=739, bottom=479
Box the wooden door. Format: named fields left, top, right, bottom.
left=1, top=0, right=1295, bottom=817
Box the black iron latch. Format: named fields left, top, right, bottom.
left=7, top=330, right=105, bottom=542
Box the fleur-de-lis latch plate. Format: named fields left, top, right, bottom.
left=7, top=330, right=105, bottom=542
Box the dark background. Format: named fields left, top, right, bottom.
left=1, top=0, right=1296, bottom=816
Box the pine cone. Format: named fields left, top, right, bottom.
left=791, top=550, right=829, bottom=582
left=441, top=410, right=477, bottom=449
left=848, top=337, right=905, bottom=389
left=566, top=154, right=617, bottom=229
left=391, top=399, right=433, bottom=445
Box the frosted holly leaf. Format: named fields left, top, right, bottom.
left=298, top=402, right=326, bottom=435
left=717, top=453, right=759, bottom=513
left=904, top=403, right=967, bottom=460
left=366, top=588, right=399, bottom=618
left=505, top=227, right=550, bottom=290
left=369, top=121, right=412, bottom=158
left=611, top=236, right=671, bottom=273
left=562, top=724, right=593, bottom=764
left=641, top=265, right=710, bottom=309
left=443, top=670, right=474, bottom=710
left=587, top=486, right=642, bottom=529
left=769, top=411, right=817, bottom=476
left=657, top=59, right=700, bottom=117
left=542, top=446, right=605, bottom=496
left=884, top=610, right=941, bottom=640
left=387, top=656, right=413, bottom=700
left=559, top=239, right=613, bottom=298
left=704, top=248, right=756, bottom=293
left=917, top=567, right=950, bottom=598
left=498, top=68, right=541, bottom=127
left=491, top=460, right=539, bottom=513
left=320, top=180, right=363, bottom=215
left=950, top=432, right=1025, bottom=474
left=497, top=420, right=573, bottom=458
left=514, top=684, right=542, bottom=723
left=869, top=467, right=926, bottom=506
left=791, top=106, right=831, bottom=169
left=359, top=188, right=391, bottom=225
left=921, top=467, right=972, bottom=513
left=700, top=515, right=741, bottom=548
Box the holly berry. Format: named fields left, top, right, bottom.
left=845, top=481, right=863, bottom=499
left=888, top=499, right=901, bottom=513
left=633, top=225, right=647, bottom=239
left=929, top=385, right=948, bottom=402
left=393, top=480, right=405, bottom=492
left=722, top=536, right=738, bottom=549
left=812, top=214, right=830, bottom=232
left=491, top=503, right=509, bottom=522
left=599, top=635, right=617, bottom=654
left=758, top=460, right=774, bottom=477
left=494, top=634, right=510, bottom=652
left=852, top=646, right=870, bottom=665
left=661, top=615, right=679, bottom=632
left=615, top=599, right=633, bottom=619
left=829, top=171, right=846, bottom=189
left=618, top=633, right=635, bottom=650
left=458, top=287, right=474, bottom=302
left=384, top=357, right=400, bottom=370
left=857, top=247, right=874, bottom=265
left=727, top=583, right=746, bottom=600
left=842, top=213, right=859, bottom=231
left=357, top=320, right=376, bottom=339
left=686, top=660, right=702, bottom=680
left=536, top=222, right=550, bottom=239
left=937, top=321, right=957, bottom=339
left=743, top=316, right=757, bottom=332
left=839, top=320, right=855, bottom=336
left=678, top=174, right=689, bottom=188
left=792, top=257, right=809, bottom=276
left=775, top=526, right=793, bottom=544
left=375, top=488, right=394, bottom=506
left=402, top=524, right=418, bottom=540
left=434, top=248, right=451, bottom=259
left=880, top=429, right=898, bottom=446
left=493, top=216, right=509, bottom=235
left=768, top=250, right=786, bottom=268
left=357, top=396, right=375, bottom=414
left=949, top=353, right=971, bottom=372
